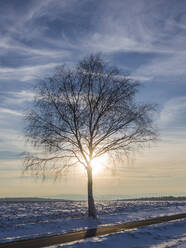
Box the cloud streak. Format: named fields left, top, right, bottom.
left=0, top=63, right=61, bottom=81
left=1, top=0, right=186, bottom=81
left=0, top=108, right=23, bottom=116
left=158, top=96, right=186, bottom=128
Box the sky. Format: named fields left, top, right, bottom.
left=0, top=0, right=186, bottom=199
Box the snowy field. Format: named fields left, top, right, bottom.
left=1, top=200, right=186, bottom=247
left=48, top=219, right=186, bottom=248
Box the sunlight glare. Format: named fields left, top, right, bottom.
left=91, top=154, right=108, bottom=175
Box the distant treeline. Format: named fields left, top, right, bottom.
left=0, top=196, right=186, bottom=202
left=0, top=197, right=69, bottom=202
left=119, top=196, right=186, bottom=201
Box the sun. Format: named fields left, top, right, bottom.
left=91, top=154, right=107, bottom=175
left=78, top=153, right=108, bottom=176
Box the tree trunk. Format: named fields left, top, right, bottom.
left=87, top=166, right=97, bottom=218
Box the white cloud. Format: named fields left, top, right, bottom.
left=134, top=54, right=186, bottom=80
left=1, top=0, right=186, bottom=82
left=0, top=128, right=36, bottom=155
left=0, top=129, right=24, bottom=152
left=0, top=90, right=35, bottom=110
left=0, top=108, right=23, bottom=116
left=158, top=96, right=186, bottom=127
left=0, top=0, right=79, bottom=57
left=78, top=0, right=186, bottom=80
left=0, top=63, right=61, bottom=81
left=0, top=37, right=70, bottom=58
left=81, top=0, right=186, bottom=54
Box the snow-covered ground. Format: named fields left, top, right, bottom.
left=48, top=219, right=186, bottom=248
left=0, top=200, right=186, bottom=247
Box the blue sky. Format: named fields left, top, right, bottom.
left=0, top=0, right=186, bottom=198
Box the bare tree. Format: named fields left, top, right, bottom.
left=24, top=54, right=156, bottom=218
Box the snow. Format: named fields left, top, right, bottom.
left=48, top=219, right=186, bottom=248
left=0, top=200, right=186, bottom=247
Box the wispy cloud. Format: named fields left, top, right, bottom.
left=79, top=0, right=186, bottom=80
left=134, top=54, right=186, bottom=81
left=0, top=108, right=23, bottom=116
left=0, top=127, right=37, bottom=157
left=0, top=90, right=35, bottom=111
left=1, top=0, right=186, bottom=82
left=82, top=0, right=186, bottom=53
left=0, top=129, right=24, bottom=152
left=0, top=63, right=61, bottom=81
left=158, top=96, right=186, bottom=127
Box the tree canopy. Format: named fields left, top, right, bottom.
left=24, top=54, right=157, bottom=217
